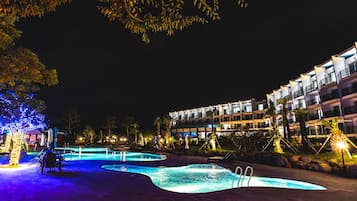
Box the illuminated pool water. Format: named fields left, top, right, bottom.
left=55, top=147, right=109, bottom=153
left=101, top=164, right=327, bottom=193
left=62, top=152, right=166, bottom=161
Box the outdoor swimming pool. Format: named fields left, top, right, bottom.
left=54, top=147, right=166, bottom=162
left=62, top=152, right=166, bottom=161
left=101, top=163, right=327, bottom=193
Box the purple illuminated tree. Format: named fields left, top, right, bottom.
left=0, top=91, right=47, bottom=166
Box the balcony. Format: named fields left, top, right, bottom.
left=343, top=105, right=357, bottom=115
left=323, top=110, right=341, bottom=118
left=293, top=89, right=304, bottom=98
left=341, top=86, right=357, bottom=96
left=319, top=76, right=336, bottom=87
left=344, top=126, right=357, bottom=134
left=306, top=99, right=319, bottom=106
left=305, top=84, right=318, bottom=93
left=321, top=90, right=339, bottom=102
left=307, top=113, right=320, bottom=120
left=337, top=68, right=350, bottom=80
left=283, top=94, right=292, bottom=101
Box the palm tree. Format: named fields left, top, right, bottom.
left=317, top=118, right=357, bottom=157
left=265, top=100, right=277, bottom=133
left=278, top=98, right=291, bottom=140
left=154, top=117, right=162, bottom=147
left=121, top=116, right=134, bottom=138
left=294, top=108, right=308, bottom=151
left=162, top=115, right=172, bottom=148
left=131, top=121, right=140, bottom=144
left=60, top=107, right=81, bottom=144
left=264, top=100, right=283, bottom=153
left=103, top=114, right=117, bottom=141
left=206, top=109, right=219, bottom=151
left=82, top=125, right=96, bottom=145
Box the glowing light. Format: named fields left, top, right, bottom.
left=9, top=131, right=23, bottom=167
left=337, top=141, right=347, bottom=149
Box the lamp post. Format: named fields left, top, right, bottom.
left=337, top=141, right=346, bottom=171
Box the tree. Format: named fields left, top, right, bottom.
left=130, top=121, right=140, bottom=144
left=264, top=100, right=283, bottom=153
left=0, top=91, right=47, bottom=166
left=294, top=108, right=308, bottom=151
left=60, top=107, right=81, bottom=143
left=97, top=0, right=248, bottom=43
left=0, top=2, right=67, bottom=88
left=153, top=116, right=162, bottom=147
left=2, top=1, right=248, bottom=45
left=120, top=116, right=134, bottom=138
left=103, top=114, right=117, bottom=139
left=1, top=0, right=66, bottom=166
left=162, top=114, right=172, bottom=148
left=204, top=109, right=220, bottom=151
left=278, top=98, right=291, bottom=140
left=0, top=14, right=58, bottom=166
left=82, top=125, right=96, bottom=145
left=0, top=0, right=71, bottom=18
left=318, top=118, right=357, bottom=156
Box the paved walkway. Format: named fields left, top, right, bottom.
left=0, top=153, right=356, bottom=201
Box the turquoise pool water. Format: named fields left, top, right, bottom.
left=55, top=147, right=108, bottom=153
left=62, top=152, right=166, bottom=161
left=101, top=164, right=327, bottom=193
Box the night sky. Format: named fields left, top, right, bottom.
left=15, top=0, right=357, bottom=130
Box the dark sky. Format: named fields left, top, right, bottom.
left=15, top=0, right=357, bottom=130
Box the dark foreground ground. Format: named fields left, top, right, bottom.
left=0, top=152, right=356, bottom=201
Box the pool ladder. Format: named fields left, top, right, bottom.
left=231, top=165, right=254, bottom=188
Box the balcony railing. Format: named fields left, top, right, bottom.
left=293, top=89, right=304, bottom=98
left=337, top=68, right=350, bottom=80
left=306, top=99, right=319, bottom=106
left=307, top=113, right=320, bottom=120
left=283, top=94, right=292, bottom=101
left=321, top=90, right=339, bottom=102
left=343, top=105, right=357, bottom=115
left=323, top=110, right=341, bottom=118
left=319, top=76, right=336, bottom=87
left=344, top=126, right=357, bottom=134
left=305, top=84, right=318, bottom=93
left=341, top=86, right=357, bottom=96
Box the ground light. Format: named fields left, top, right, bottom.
left=0, top=162, right=37, bottom=172
left=337, top=141, right=347, bottom=170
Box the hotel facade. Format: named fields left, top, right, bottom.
left=169, top=42, right=357, bottom=140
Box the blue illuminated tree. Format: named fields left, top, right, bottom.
left=0, top=91, right=46, bottom=166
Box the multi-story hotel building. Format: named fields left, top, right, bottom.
left=268, top=42, right=357, bottom=138
left=170, top=42, right=357, bottom=140
left=169, top=98, right=270, bottom=140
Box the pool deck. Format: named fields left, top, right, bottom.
left=0, top=152, right=356, bottom=201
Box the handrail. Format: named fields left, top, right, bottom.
left=232, top=166, right=243, bottom=188
left=243, top=166, right=254, bottom=187
left=232, top=165, right=254, bottom=188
